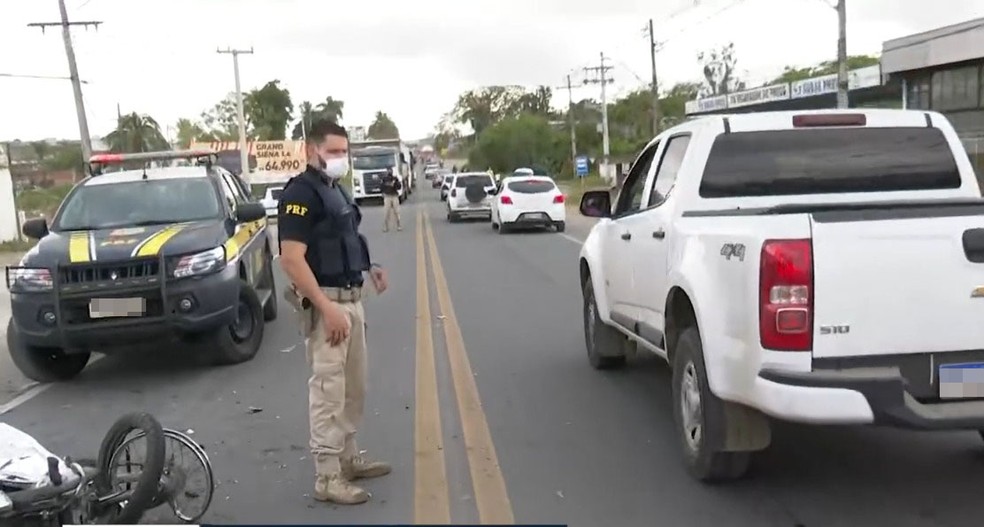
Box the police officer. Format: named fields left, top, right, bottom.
left=380, top=167, right=402, bottom=232
left=277, top=119, right=391, bottom=505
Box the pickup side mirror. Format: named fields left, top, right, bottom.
left=580, top=190, right=612, bottom=218
left=487, top=187, right=498, bottom=195
left=235, top=202, right=267, bottom=223
left=22, top=218, right=49, bottom=240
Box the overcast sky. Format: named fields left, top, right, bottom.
left=1, top=0, right=982, bottom=143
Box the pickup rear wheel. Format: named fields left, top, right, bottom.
left=672, top=327, right=752, bottom=482
left=6, top=319, right=90, bottom=382
left=582, top=277, right=627, bottom=369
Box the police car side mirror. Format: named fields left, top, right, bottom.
left=235, top=202, right=267, bottom=224
left=22, top=218, right=49, bottom=240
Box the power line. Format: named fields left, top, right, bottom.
left=28, top=0, right=102, bottom=161
left=0, top=73, right=90, bottom=84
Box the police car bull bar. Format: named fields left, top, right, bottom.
left=87, top=150, right=218, bottom=176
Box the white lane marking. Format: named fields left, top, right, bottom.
left=0, top=355, right=105, bottom=416
left=559, top=233, right=584, bottom=245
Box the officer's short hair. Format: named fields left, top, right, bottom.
left=307, top=119, right=348, bottom=144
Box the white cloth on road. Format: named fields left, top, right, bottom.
left=0, top=422, right=75, bottom=488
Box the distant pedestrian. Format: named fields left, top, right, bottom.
left=380, top=167, right=402, bottom=232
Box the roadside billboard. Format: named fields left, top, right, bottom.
left=190, top=140, right=306, bottom=173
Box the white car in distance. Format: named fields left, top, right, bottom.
left=261, top=186, right=283, bottom=217
left=446, top=172, right=497, bottom=222
left=490, top=176, right=566, bottom=233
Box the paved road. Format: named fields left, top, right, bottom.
left=3, top=189, right=984, bottom=526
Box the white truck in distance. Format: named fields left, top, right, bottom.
left=349, top=139, right=413, bottom=204
left=577, top=109, right=984, bottom=482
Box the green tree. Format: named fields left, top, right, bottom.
left=514, top=86, right=554, bottom=115
left=452, top=86, right=527, bottom=137
left=468, top=114, right=566, bottom=174
left=291, top=97, right=345, bottom=139
left=174, top=118, right=210, bottom=149
left=105, top=113, right=169, bottom=153
left=767, top=55, right=880, bottom=84
left=200, top=93, right=245, bottom=141
left=315, top=96, right=345, bottom=123
left=367, top=111, right=400, bottom=139
left=245, top=80, right=294, bottom=140
left=697, top=42, right=745, bottom=96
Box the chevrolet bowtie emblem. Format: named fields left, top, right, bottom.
left=973, top=286, right=984, bottom=298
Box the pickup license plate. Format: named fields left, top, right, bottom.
left=89, top=297, right=146, bottom=319
left=939, top=362, right=984, bottom=399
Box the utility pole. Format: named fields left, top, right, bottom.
left=217, top=47, right=253, bottom=180
left=835, top=0, right=849, bottom=108
left=28, top=0, right=101, bottom=162
left=584, top=53, right=614, bottom=182
left=554, top=75, right=579, bottom=180
left=646, top=19, right=662, bottom=136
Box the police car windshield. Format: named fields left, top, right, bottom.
left=352, top=154, right=396, bottom=170
left=54, top=178, right=221, bottom=231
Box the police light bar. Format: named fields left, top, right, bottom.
left=87, top=150, right=218, bottom=175
left=89, top=150, right=217, bottom=165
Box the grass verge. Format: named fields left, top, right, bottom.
left=0, top=239, right=35, bottom=253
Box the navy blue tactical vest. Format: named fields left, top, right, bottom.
left=288, top=171, right=371, bottom=286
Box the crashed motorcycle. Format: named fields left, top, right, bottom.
left=0, top=412, right=214, bottom=526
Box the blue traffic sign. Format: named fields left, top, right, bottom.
left=575, top=155, right=589, bottom=177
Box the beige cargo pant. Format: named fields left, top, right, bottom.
left=303, top=288, right=367, bottom=477
left=383, top=195, right=401, bottom=231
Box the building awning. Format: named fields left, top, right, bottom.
left=881, top=17, right=984, bottom=75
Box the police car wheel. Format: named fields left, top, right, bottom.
left=6, top=319, right=90, bottom=382
left=211, top=279, right=264, bottom=365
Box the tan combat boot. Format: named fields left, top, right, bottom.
left=341, top=455, right=392, bottom=480
left=314, top=474, right=370, bottom=504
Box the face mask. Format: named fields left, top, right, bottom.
left=321, top=156, right=349, bottom=179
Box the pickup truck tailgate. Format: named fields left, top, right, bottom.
left=811, top=215, right=984, bottom=358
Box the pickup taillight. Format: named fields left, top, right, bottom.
left=759, top=239, right=813, bottom=351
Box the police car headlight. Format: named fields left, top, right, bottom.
left=172, top=247, right=226, bottom=278
left=6, top=267, right=54, bottom=293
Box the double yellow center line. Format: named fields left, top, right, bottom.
left=414, top=210, right=515, bottom=524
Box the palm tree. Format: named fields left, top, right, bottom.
left=106, top=113, right=169, bottom=153
left=315, top=97, right=344, bottom=123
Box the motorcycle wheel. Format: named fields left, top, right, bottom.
left=94, top=413, right=166, bottom=524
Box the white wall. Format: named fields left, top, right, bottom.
left=0, top=167, right=17, bottom=243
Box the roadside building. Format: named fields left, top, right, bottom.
left=881, top=16, right=984, bottom=176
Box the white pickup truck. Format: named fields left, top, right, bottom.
left=577, top=109, right=984, bottom=482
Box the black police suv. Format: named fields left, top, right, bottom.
left=5, top=150, right=279, bottom=382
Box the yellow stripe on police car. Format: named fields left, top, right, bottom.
left=223, top=218, right=266, bottom=262
left=132, top=225, right=187, bottom=258
left=68, top=232, right=92, bottom=263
